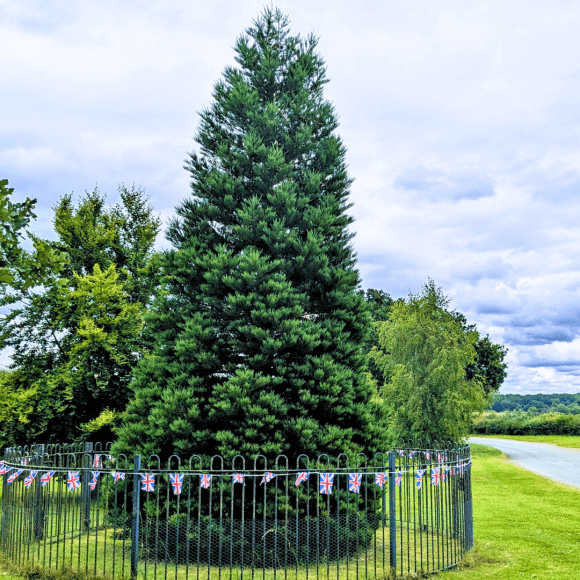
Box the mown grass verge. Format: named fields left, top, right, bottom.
left=470, top=433, right=580, bottom=449
left=437, top=443, right=580, bottom=579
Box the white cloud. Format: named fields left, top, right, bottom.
left=2, top=0, right=580, bottom=393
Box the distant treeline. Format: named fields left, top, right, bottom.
left=489, top=393, right=580, bottom=415
left=472, top=411, right=580, bottom=436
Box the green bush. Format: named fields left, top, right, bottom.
left=472, top=411, right=580, bottom=435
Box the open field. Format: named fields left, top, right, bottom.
left=437, top=444, right=580, bottom=579
left=469, top=433, right=580, bottom=449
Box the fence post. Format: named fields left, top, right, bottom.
left=33, top=444, right=45, bottom=539
left=464, top=451, right=474, bottom=550
left=82, top=442, right=93, bottom=532
left=1, top=449, right=9, bottom=550
left=131, top=455, right=141, bottom=580
left=389, top=451, right=396, bottom=574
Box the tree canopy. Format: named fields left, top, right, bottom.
left=369, top=281, right=488, bottom=442
left=362, top=286, right=507, bottom=399
left=0, top=185, right=161, bottom=446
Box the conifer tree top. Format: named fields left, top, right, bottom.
left=114, top=8, right=388, bottom=463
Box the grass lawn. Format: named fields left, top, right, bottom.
left=437, top=444, right=580, bottom=580
left=470, top=434, right=580, bottom=449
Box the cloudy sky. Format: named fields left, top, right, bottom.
left=2, top=0, right=580, bottom=394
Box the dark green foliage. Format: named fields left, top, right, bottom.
left=454, top=314, right=508, bottom=397
left=472, top=411, right=580, bottom=435
left=0, top=185, right=161, bottom=445
left=141, top=513, right=376, bottom=566
left=114, top=8, right=387, bottom=463
left=489, top=393, right=580, bottom=414
left=359, top=289, right=396, bottom=385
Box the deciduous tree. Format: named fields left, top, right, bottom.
left=0, top=185, right=160, bottom=444
left=370, top=281, right=487, bottom=442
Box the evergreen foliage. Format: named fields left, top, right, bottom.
left=0, top=185, right=160, bottom=445
left=114, top=8, right=387, bottom=462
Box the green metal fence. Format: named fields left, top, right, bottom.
left=1, top=442, right=473, bottom=579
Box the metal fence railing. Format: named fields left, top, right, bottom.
left=1, top=442, right=473, bottom=579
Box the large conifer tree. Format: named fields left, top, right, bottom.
left=114, top=8, right=386, bottom=462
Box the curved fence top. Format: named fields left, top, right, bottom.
left=2, top=442, right=472, bottom=474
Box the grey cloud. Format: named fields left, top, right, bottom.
left=393, top=166, right=496, bottom=202
left=523, top=167, right=580, bottom=203
left=476, top=303, right=515, bottom=315
left=504, top=326, right=577, bottom=346
left=520, top=361, right=580, bottom=369
left=456, top=257, right=513, bottom=284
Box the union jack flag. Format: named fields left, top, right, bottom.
left=7, top=469, right=22, bottom=484
left=444, top=451, right=448, bottom=462
left=41, top=471, right=55, bottom=486
left=395, top=471, right=402, bottom=487
left=431, top=468, right=440, bottom=486
left=232, top=473, right=245, bottom=484
left=319, top=473, right=334, bottom=495
left=93, top=455, right=102, bottom=469
left=24, top=470, right=38, bottom=489
left=111, top=472, right=125, bottom=483
left=170, top=473, right=184, bottom=495
left=0, top=463, right=9, bottom=475
left=261, top=472, right=275, bottom=484
left=141, top=473, right=155, bottom=492
left=437, top=452, right=442, bottom=464
left=408, top=450, right=417, bottom=459
left=374, top=472, right=388, bottom=488
left=200, top=474, right=212, bottom=489
left=295, top=472, right=309, bottom=486
left=67, top=471, right=80, bottom=491
left=348, top=473, right=362, bottom=493
left=443, top=466, right=450, bottom=482
left=89, top=471, right=100, bottom=491
left=397, top=450, right=406, bottom=457
left=415, top=469, right=426, bottom=489
left=425, top=451, right=431, bottom=461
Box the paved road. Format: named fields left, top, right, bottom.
left=469, top=437, right=580, bottom=489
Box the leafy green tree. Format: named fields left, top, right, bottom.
left=370, top=281, right=487, bottom=442
left=0, top=179, right=66, bottom=295
left=114, top=8, right=387, bottom=463
left=362, top=287, right=508, bottom=397
left=0, top=185, right=161, bottom=444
